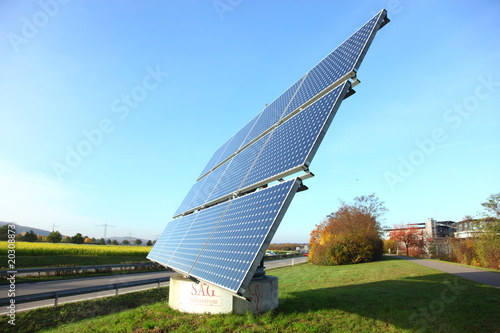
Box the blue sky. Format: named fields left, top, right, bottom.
left=1, top=1, right=499, bottom=242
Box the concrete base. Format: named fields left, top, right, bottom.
left=169, top=275, right=278, bottom=314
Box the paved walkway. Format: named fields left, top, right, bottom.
left=388, top=255, right=500, bottom=288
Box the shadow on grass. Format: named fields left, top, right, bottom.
left=277, top=272, right=500, bottom=333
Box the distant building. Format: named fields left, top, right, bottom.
left=386, top=219, right=455, bottom=255
left=454, top=218, right=499, bottom=238
left=388, top=218, right=500, bottom=240
left=386, top=218, right=456, bottom=241
left=422, top=218, right=456, bottom=240
left=387, top=217, right=498, bottom=258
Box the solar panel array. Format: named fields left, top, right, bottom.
left=148, top=178, right=300, bottom=293
left=173, top=82, right=350, bottom=217
left=148, top=9, right=389, bottom=295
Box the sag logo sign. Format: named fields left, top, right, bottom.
left=191, top=283, right=217, bottom=297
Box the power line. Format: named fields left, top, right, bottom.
left=94, top=223, right=117, bottom=239
left=49, top=222, right=59, bottom=232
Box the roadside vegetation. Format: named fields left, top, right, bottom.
left=2, top=254, right=150, bottom=269
left=0, top=226, right=154, bottom=247
left=0, top=241, right=150, bottom=257
left=3, top=256, right=499, bottom=333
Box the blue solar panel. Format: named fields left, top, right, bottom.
left=174, top=82, right=349, bottom=217
left=166, top=202, right=231, bottom=274
left=197, top=115, right=259, bottom=180
left=196, top=80, right=304, bottom=181
left=195, top=10, right=387, bottom=182
left=186, top=162, right=229, bottom=213
left=147, top=214, right=197, bottom=270
left=239, top=79, right=305, bottom=149
left=150, top=9, right=389, bottom=296
left=205, top=134, right=268, bottom=204
left=280, top=12, right=383, bottom=118
left=189, top=178, right=300, bottom=293
left=240, top=82, right=349, bottom=190
left=175, top=134, right=268, bottom=217
left=149, top=178, right=300, bottom=294
left=146, top=221, right=175, bottom=262
left=196, top=139, right=232, bottom=181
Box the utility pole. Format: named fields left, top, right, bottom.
left=95, top=223, right=117, bottom=239
left=50, top=222, right=59, bottom=232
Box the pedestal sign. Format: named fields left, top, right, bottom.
left=169, top=275, right=279, bottom=314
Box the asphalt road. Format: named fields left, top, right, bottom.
left=1, top=256, right=308, bottom=314
left=265, top=256, right=308, bottom=269
left=389, top=255, right=500, bottom=288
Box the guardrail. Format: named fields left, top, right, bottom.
left=0, top=277, right=171, bottom=308
left=264, top=253, right=305, bottom=260
left=0, top=263, right=164, bottom=277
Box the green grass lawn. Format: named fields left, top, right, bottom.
left=3, top=256, right=499, bottom=333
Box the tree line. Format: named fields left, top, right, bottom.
left=307, top=192, right=499, bottom=270
left=0, top=228, right=155, bottom=246
left=267, top=243, right=305, bottom=251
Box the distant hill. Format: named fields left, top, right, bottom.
left=107, top=236, right=152, bottom=244
left=0, top=221, right=151, bottom=244
left=0, top=221, right=53, bottom=237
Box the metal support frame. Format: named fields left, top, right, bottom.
left=252, top=258, right=266, bottom=280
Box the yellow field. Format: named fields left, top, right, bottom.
left=1, top=241, right=151, bottom=256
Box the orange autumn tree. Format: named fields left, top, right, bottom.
left=389, top=224, right=424, bottom=257
left=309, top=194, right=386, bottom=265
